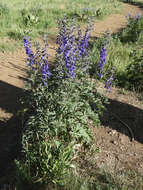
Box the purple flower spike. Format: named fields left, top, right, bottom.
left=41, top=56, right=51, bottom=86
left=24, top=37, right=35, bottom=67
left=56, top=17, right=93, bottom=79
left=97, top=45, right=108, bottom=78
left=104, top=72, right=114, bottom=92
left=24, top=35, right=51, bottom=87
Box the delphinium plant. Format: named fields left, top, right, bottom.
left=120, top=12, right=143, bottom=43
left=98, top=36, right=114, bottom=91
left=15, top=17, right=107, bottom=190
left=112, top=12, right=143, bottom=91
left=90, top=31, right=114, bottom=91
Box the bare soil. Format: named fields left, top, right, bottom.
left=0, top=2, right=143, bottom=185
left=94, top=83, right=143, bottom=175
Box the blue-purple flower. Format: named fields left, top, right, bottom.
left=97, top=45, right=108, bottom=78
left=104, top=72, right=114, bottom=92
left=78, top=26, right=91, bottom=58
left=41, top=55, right=51, bottom=86
left=24, top=37, right=51, bottom=86
left=56, top=19, right=77, bottom=78
left=24, top=37, right=35, bottom=67
left=133, top=12, right=142, bottom=22
left=126, top=12, right=143, bottom=24
left=56, top=18, right=92, bottom=79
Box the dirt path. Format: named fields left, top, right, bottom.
left=0, top=2, right=143, bottom=184
left=93, top=3, right=143, bottom=36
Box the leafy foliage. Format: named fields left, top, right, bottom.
left=125, top=47, right=143, bottom=91
left=90, top=14, right=143, bottom=92
left=120, top=12, right=143, bottom=43
left=16, top=18, right=107, bottom=189
left=20, top=8, right=39, bottom=27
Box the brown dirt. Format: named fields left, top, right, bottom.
left=94, top=83, right=143, bottom=175
left=93, top=3, right=143, bottom=36
left=0, top=2, right=143, bottom=185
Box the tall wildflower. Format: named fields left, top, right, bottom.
left=97, top=44, right=108, bottom=78
left=40, top=36, right=51, bottom=86
left=97, top=32, right=114, bottom=91
left=24, top=36, right=51, bottom=86
left=56, top=18, right=77, bottom=79
left=77, top=23, right=92, bottom=73
left=56, top=17, right=92, bottom=79
left=78, top=24, right=92, bottom=58
left=41, top=55, right=51, bottom=86
left=24, top=37, right=35, bottom=67
left=97, top=30, right=111, bottom=78
left=104, top=70, right=114, bottom=92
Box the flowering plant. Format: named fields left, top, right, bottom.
left=16, top=17, right=107, bottom=189
left=121, top=12, right=143, bottom=43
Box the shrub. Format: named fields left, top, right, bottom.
left=120, top=12, right=143, bottom=43
left=15, top=18, right=107, bottom=189
left=20, top=8, right=39, bottom=27
left=125, top=47, right=143, bottom=91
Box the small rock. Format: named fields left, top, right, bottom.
left=108, top=130, right=117, bottom=136
left=119, top=134, right=129, bottom=144
left=110, top=140, right=117, bottom=145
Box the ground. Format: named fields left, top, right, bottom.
left=0, top=2, right=143, bottom=187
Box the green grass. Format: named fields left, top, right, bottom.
left=0, top=0, right=122, bottom=41
left=62, top=169, right=143, bottom=190
left=0, top=38, right=22, bottom=52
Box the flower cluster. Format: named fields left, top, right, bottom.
left=41, top=55, right=51, bottom=86
left=56, top=17, right=92, bottom=79
left=104, top=71, right=114, bottom=92
left=24, top=37, right=51, bottom=86
left=126, top=12, right=143, bottom=23
left=24, top=37, right=35, bottom=67
left=97, top=44, right=108, bottom=78
left=133, top=12, right=142, bottom=22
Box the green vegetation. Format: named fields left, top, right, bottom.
left=91, top=12, right=143, bottom=92
left=0, top=0, right=121, bottom=42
